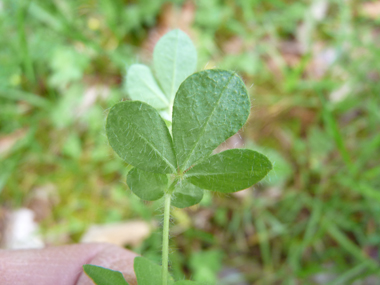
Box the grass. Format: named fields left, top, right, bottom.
left=1, top=0, right=380, bottom=284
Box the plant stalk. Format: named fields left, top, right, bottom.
left=162, top=193, right=171, bottom=285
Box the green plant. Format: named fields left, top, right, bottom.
left=83, top=29, right=272, bottom=285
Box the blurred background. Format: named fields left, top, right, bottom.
left=0, top=0, right=379, bottom=284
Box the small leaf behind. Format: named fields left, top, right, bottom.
left=171, top=179, right=203, bottom=208
left=134, top=256, right=174, bottom=285
left=83, top=264, right=129, bottom=285
left=126, top=64, right=169, bottom=110
left=127, top=168, right=167, bottom=201
left=106, top=101, right=177, bottom=174
left=153, top=29, right=197, bottom=102
left=185, top=149, right=272, bottom=193
left=172, top=69, right=250, bottom=171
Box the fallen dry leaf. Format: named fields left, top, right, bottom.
left=232, top=188, right=251, bottom=199
left=307, top=42, right=337, bottom=79
left=192, top=208, right=213, bottom=231
left=222, top=36, right=244, bottom=55
left=361, top=1, right=380, bottom=19
left=25, top=184, right=59, bottom=222
left=0, top=128, right=27, bottom=156
left=77, top=85, right=110, bottom=117
left=330, top=83, right=351, bottom=103
left=215, top=133, right=245, bottom=154
left=81, top=220, right=152, bottom=247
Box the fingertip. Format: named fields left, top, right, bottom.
left=76, top=243, right=138, bottom=285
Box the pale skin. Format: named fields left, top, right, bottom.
left=0, top=243, right=137, bottom=285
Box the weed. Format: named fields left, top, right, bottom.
left=83, top=30, right=272, bottom=285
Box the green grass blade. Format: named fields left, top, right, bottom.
left=0, top=88, right=49, bottom=108
left=326, top=263, right=368, bottom=285
left=324, top=219, right=378, bottom=270
left=317, top=91, right=353, bottom=172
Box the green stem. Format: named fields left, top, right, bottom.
left=162, top=193, right=171, bottom=285
left=167, top=176, right=180, bottom=194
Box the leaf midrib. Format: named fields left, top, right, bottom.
left=169, top=30, right=180, bottom=102
left=179, top=73, right=235, bottom=170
